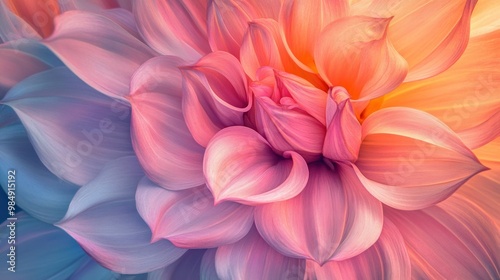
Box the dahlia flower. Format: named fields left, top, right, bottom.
left=0, top=0, right=499, bottom=279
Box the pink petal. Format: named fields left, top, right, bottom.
left=43, top=10, right=156, bottom=100
left=57, top=157, right=186, bottom=274
left=136, top=177, right=253, bottom=248
left=3, top=0, right=60, bottom=38
left=181, top=51, right=251, bottom=147
left=0, top=48, right=49, bottom=98
left=386, top=196, right=499, bottom=279
left=154, top=0, right=210, bottom=56
left=0, top=0, right=41, bottom=41
left=323, top=87, right=362, bottom=162
left=254, top=94, right=325, bottom=162
left=133, top=1, right=203, bottom=61
left=314, top=16, right=408, bottom=102
left=207, top=0, right=281, bottom=58
left=204, top=126, right=309, bottom=205
left=306, top=217, right=410, bottom=279
left=280, top=0, right=348, bottom=71
left=355, top=107, right=487, bottom=210
left=274, top=70, right=327, bottom=125
left=2, top=68, right=133, bottom=186
left=215, top=227, right=306, bottom=279
left=129, top=56, right=205, bottom=190
left=379, top=29, right=500, bottom=146
left=255, top=162, right=383, bottom=264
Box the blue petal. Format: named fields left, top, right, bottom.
left=0, top=212, right=117, bottom=279
left=0, top=106, right=78, bottom=223
left=2, top=67, right=134, bottom=186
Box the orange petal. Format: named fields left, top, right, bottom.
left=470, top=0, right=500, bottom=37
left=377, top=29, right=500, bottom=148
left=5, top=0, right=60, bottom=38
left=314, top=16, right=407, bottom=101
left=280, top=0, right=348, bottom=72
left=387, top=0, right=477, bottom=81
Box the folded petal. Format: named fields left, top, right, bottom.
left=215, top=227, right=306, bottom=279
left=255, top=162, right=382, bottom=264
left=57, top=156, right=186, bottom=274
left=181, top=51, right=251, bottom=147
left=386, top=196, right=499, bottom=279
left=280, top=0, right=349, bottom=71
left=355, top=107, right=487, bottom=210
left=155, top=0, right=210, bottom=56
left=387, top=0, right=477, bottom=81
left=207, top=0, right=280, bottom=57
left=43, top=10, right=156, bottom=99
left=0, top=107, right=78, bottom=223
left=0, top=48, right=49, bottom=99
left=0, top=212, right=116, bottom=279
left=204, top=126, right=309, bottom=205
left=254, top=94, right=325, bottom=162
left=305, top=217, right=410, bottom=279
left=129, top=56, right=205, bottom=190
left=315, top=16, right=408, bottom=102
left=377, top=29, right=500, bottom=147
left=136, top=177, right=253, bottom=248
left=2, top=67, right=133, bottom=186
left=133, top=1, right=202, bottom=61
left=323, top=87, right=362, bottom=162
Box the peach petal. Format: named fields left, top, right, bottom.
left=355, top=108, right=487, bottom=210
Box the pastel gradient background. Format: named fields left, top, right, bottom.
left=0, top=0, right=498, bottom=279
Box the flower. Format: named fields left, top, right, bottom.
left=0, top=0, right=499, bottom=279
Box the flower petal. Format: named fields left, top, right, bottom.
left=385, top=196, right=499, bottom=279
left=376, top=29, right=500, bottom=148
left=398, top=0, right=478, bottom=81
left=57, top=156, right=186, bottom=274
left=200, top=249, right=220, bottom=280
left=255, top=162, right=383, bottom=264
left=0, top=0, right=41, bottom=41
left=470, top=0, right=500, bottom=37
left=315, top=16, right=408, bottom=102
left=2, top=67, right=133, bottom=186
left=305, top=217, right=410, bottom=279
left=0, top=107, right=78, bottom=223
left=456, top=138, right=500, bottom=224
left=215, top=227, right=306, bottom=279
left=3, top=0, right=60, bottom=38
left=254, top=94, right=325, bottom=162
left=43, top=10, right=156, bottom=99
left=280, top=0, right=349, bottom=71
left=148, top=250, right=207, bottom=280
left=133, top=0, right=202, bottom=61
left=136, top=177, right=254, bottom=248
left=204, top=126, right=309, bottom=205
left=387, top=0, right=477, bottom=81
left=355, top=107, right=487, bottom=210
left=207, top=0, right=280, bottom=57
left=0, top=48, right=49, bottom=99
left=0, top=212, right=116, bottom=279
left=323, top=87, right=362, bottom=162
left=129, top=56, right=205, bottom=190
left=181, top=51, right=251, bottom=147
left=154, top=0, right=210, bottom=56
